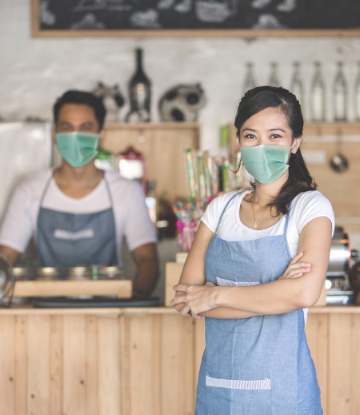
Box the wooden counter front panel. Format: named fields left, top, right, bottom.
left=0, top=313, right=195, bottom=415
left=1, top=310, right=360, bottom=415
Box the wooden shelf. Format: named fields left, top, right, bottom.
left=303, top=122, right=360, bottom=136
left=105, top=122, right=200, bottom=131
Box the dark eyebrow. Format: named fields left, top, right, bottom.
left=242, top=128, right=257, bottom=133
left=81, top=121, right=96, bottom=126
left=269, top=128, right=285, bottom=133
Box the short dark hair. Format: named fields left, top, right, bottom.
left=53, top=90, right=106, bottom=130
left=234, top=86, right=317, bottom=216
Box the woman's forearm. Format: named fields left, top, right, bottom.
left=214, top=276, right=317, bottom=315
left=199, top=307, right=259, bottom=319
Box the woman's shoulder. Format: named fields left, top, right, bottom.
left=291, top=190, right=332, bottom=210
left=290, top=190, right=335, bottom=234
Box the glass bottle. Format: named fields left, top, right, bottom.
left=355, top=62, right=360, bottom=121
left=268, top=62, right=280, bottom=87
left=126, top=48, right=151, bottom=122
left=311, top=62, right=326, bottom=122
left=290, top=62, right=304, bottom=111
left=333, top=62, right=347, bottom=121
left=243, top=63, right=256, bottom=95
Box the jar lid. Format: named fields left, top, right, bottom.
left=98, top=266, right=124, bottom=274
left=12, top=267, right=28, bottom=278
left=66, top=267, right=90, bottom=275
left=36, top=267, right=60, bottom=275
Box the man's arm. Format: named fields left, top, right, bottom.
left=0, top=245, right=21, bottom=266
left=131, top=242, right=159, bottom=297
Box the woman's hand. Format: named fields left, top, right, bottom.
left=279, top=252, right=312, bottom=280
left=171, top=282, right=218, bottom=319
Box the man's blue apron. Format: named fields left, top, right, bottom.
left=196, top=192, right=322, bottom=415
left=36, top=174, right=118, bottom=275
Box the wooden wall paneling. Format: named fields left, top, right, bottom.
left=49, top=315, right=63, bottom=415
left=27, top=316, right=50, bottom=415
left=194, top=318, right=206, bottom=390
left=328, top=313, right=352, bottom=415
left=85, top=315, right=99, bottom=415
left=350, top=314, right=360, bottom=415
left=161, top=315, right=195, bottom=415
left=98, top=316, right=121, bottom=415
left=125, top=314, right=157, bottom=415
left=62, top=315, right=86, bottom=415
left=102, top=124, right=200, bottom=201
left=152, top=128, right=199, bottom=201
left=120, top=314, right=130, bottom=415
left=0, top=316, right=15, bottom=415
left=151, top=315, right=162, bottom=415
left=102, top=127, right=153, bottom=162
left=14, top=316, right=27, bottom=415
left=305, top=313, right=329, bottom=414
left=301, top=140, right=360, bottom=220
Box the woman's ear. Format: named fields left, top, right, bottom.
left=51, top=128, right=57, bottom=145
left=292, top=137, right=301, bottom=153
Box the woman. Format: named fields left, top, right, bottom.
left=171, top=86, right=334, bottom=415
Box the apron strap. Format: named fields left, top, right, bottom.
left=103, top=173, right=120, bottom=265
left=215, top=191, right=244, bottom=235
left=39, top=171, right=54, bottom=207
left=284, top=200, right=292, bottom=237
left=104, top=174, right=115, bottom=208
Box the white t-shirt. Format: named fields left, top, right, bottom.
left=0, top=169, right=157, bottom=265
left=201, top=190, right=335, bottom=322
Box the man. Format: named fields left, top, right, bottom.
left=0, top=90, right=159, bottom=297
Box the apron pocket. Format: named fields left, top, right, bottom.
left=206, top=375, right=271, bottom=390
left=206, top=375, right=272, bottom=411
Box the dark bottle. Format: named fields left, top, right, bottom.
left=126, top=48, right=151, bottom=123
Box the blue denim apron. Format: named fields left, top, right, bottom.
left=36, top=174, right=118, bottom=275
left=196, top=192, right=322, bottom=415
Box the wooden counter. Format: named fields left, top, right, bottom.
left=0, top=306, right=359, bottom=415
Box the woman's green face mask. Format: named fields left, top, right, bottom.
left=56, top=131, right=100, bottom=168
left=241, top=144, right=294, bottom=184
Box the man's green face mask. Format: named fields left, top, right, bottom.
left=240, top=144, right=294, bottom=184
left=56, top=131, right=100, bottom=168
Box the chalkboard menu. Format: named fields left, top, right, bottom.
left=34, top=0, right=360, bottom=35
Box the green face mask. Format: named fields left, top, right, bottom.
left=241, top=144, right=293, bottom=184
left=56, top=132, right=100, bottom=168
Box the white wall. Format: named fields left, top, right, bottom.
left=1, top=0, right=360, bottom=154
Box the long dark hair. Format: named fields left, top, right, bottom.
left=234, top=86, right=317, bottom=216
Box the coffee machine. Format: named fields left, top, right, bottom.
left=326, top=226, right=354, bottom=304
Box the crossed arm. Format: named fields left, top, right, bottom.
left=171, top=217, right=332, bottom=319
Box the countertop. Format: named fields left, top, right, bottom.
left=0, top=304, right=359, bottom=315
